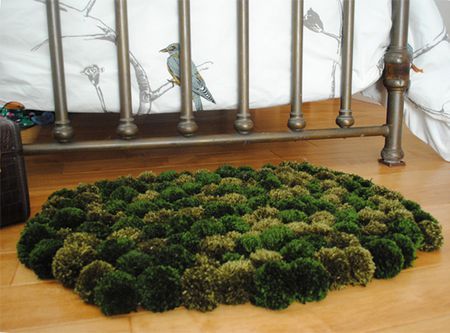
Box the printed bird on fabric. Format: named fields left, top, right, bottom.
left=160, top=43, right=216, bottom=111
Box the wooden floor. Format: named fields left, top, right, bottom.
left=1, top=99, right=449, bottom=333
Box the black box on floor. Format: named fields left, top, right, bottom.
left=0, top=117, right=30, bottom=227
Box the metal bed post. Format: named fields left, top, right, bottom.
left=235, top=0, right=254, bottom=135
left=46, top=0, right=74, bottom=143
left=115, top=0, right=138, bottom=140
left=289, top=0, right=306, bottom=131
left=336, top=0, right=355, bottom=128
left=178, top=0, right=198, bottom=137
left=380, top=0, right=410, bottom=166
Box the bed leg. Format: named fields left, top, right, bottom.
left=380, top=0, right=410, bottom=167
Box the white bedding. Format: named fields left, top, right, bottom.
left=0, top=0, right=448, bottom=160
left=0, top=0, right=390, bottom=114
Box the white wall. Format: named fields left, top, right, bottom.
left=435, top=0, right=450, bottom=30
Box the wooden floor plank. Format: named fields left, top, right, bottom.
left=130, top=305, right=333, bottom=333
left=10, top=317, right=131, bottom=333
left=0, top=282, right=103, bottom=331
left=0, top=224, right=23, bottom=253
left=371, top=314, right=450, bottom=333
left=0, top=253, right=18, bottom=286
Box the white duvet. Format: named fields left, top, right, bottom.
left=0, top=0, right=448, bottom=160
left=0, top=0, right=391, bottom=113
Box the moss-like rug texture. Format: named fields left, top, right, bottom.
left=18, top=162, right=443, bottom=315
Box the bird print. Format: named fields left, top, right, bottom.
left=160, top=43, right=216, bottom=111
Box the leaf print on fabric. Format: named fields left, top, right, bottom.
left=304, top=2, right=343, bottom=98
left=304, top=8, right=340, bottom=43
left=81, top=65, right=107, bottom=112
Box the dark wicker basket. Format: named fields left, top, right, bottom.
left=0, top=117, right=30, bottom=227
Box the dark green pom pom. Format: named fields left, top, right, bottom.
left=251, top=260, right=294, bottom=310
left=280, top=239, right=315, bottom=262
left=17, top=223, right=57, bottom=267
left=28, top=238, right=64, bottom=279
left=365, top=238, right=404, bottom=279
left=51, top=207, right=86, bottom=230
left=260, top=225, right=294, bottom=251
left=94, top=270, right=139, bottom=316
left=116, top=250, right=153, bottom=276
left=388, top=233, right=416, bottom=268
left=137, top=265, right=182, bottom=312
left=289, top=258, right=330, bottom=303
left=97, top=238, right=136, bottom=264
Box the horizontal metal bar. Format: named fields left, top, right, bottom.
left=23, top=125, right=388, bottom=155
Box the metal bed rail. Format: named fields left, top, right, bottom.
left=23, top=0, right=411, bottom=166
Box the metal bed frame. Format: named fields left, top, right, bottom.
left=22, top=0, right=410, bottom=167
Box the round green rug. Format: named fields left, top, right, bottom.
left=18, top=162, right=443, bottom=315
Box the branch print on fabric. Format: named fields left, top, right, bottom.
left=304, top=1, right=343, bottom=98
left=30, top=0, right=215, bottom=114
left=81, top=65, right=107, bottom=112
left=31, top=0, right=152, bottom=114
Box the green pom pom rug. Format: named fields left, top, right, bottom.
left=17, top=162, right=443, bottom=315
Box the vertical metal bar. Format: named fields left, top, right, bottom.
left=177, top=0, right=198, bottom=137
left=288, top=0, right=306, bottom=131
left=380, top=0, right=410, bottom=166
left=336, top=0, right=355, bottom=128
left=390, top=0, right=410, bottom=50
left=46, top=0, right=74, bottom=143
left=115, top=0, right=138, bottom=140
left=234, top=0, right=254, bottom=135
